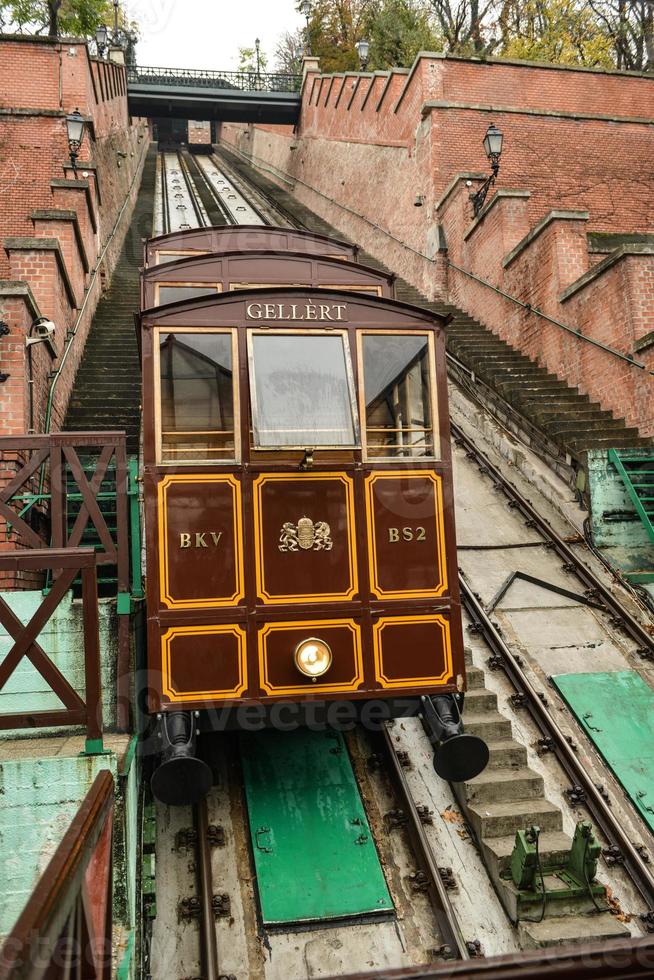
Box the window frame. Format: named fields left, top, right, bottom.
left=246, top=327, right=361, bottom=451
left=154, top=281, right=222, bottom=307
left=356, top=328, right=440, bottom=462
left=153, top=326, right=240, bottom=466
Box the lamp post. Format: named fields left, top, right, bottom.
left=113, top=0, right=119, bottom=34
left=355, top=39, right=370, bottom=71
left=255, top=37, right=261, bottom=76
left=65, top=109, right=85, bottom=177
left=300, top=0, right=312, bottom=55
left=470, top=122, right=504, bottom=216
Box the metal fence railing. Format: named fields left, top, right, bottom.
left=128, top=65, right=302, bottom=93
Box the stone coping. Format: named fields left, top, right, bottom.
left=560, top=243, right=654, bottom=302
left=407, top=48, right=654, bottom=82
left=421, top=98, right=654, bottom=126
left=31, top=208, right=90, bottom=273
left=0, top=280, right=41, bottom=320
left=503, top=210, right=589, bottom=269
left=588, top=231, right=654, bottom=253
left=4, top=236, right=77, bottom=309
left=434, top=171, right=489, bottom=213
left=634, top=330, right=654, bottom=355
left=463, top=189, right=531, bottom=242
left=50, top=178, right=98, bottom=233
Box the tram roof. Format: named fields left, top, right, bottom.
left=139, top=285, right=449, bottom=331
left=144, top=225, right=358, bottom=265
left=141, top=249, right=395, bottom=293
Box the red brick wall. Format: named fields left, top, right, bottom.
left=0, top=36, right=148, bottom=437
left=437, top=180, right=654, bottom=435
left=222, top=52, right=654, bottom=436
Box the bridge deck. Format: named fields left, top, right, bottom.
left=127, top=66, right=302, bottom=124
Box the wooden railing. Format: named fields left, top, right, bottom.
left=0, top=432, right=131, bottom=729
left=0, top=548, right=103, bottom=750
left=0, top=432, right=129, bottom=592
left=0, top=771, right=114, bottom=980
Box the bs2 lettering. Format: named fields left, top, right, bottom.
left=387, top=526, right=427, bottom=543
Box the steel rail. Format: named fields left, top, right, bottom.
left=379, top=724, right=471, bottom=962
left=450, top=419, right=653, bottom=655
left=458, top=575, right=654, bottom=911
left=178, top=153, right=210, bottom=229
left=182, top=151, right=234, bottom=226
left=194, top=797, right=220, bottom=980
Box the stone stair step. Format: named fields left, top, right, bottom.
left=519, top=913, right=630, bottom=950
left=463, top=711, right=513, bottom=742
left=463, top=687, right=498, bottom=713
left=461, top=766, right=544, bottom=805
left=467, top=797, right=563, bottom=839
left=485, top=738, right=529, bottom=770
left=465, top=666, right=486, bottom=690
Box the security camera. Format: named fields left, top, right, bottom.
left=414, top=193, right=425, bottom=207
left=26, top=317, right=56, bottom=347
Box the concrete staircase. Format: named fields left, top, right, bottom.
left=64, top=147, right=157, bottom=455
left=216, top=144, right=650, bottom=461
left=454, top=650, right=630, bottom=949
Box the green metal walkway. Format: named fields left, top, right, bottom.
left=239, top=729, right=393, bottom=927
left=553, top=671, right=654, bottom=835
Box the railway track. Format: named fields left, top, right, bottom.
left=148, top=146, right=654, bottom=976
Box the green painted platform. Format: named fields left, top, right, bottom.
left=553, top=671, right=654, bottom=834
left=239, top=729, right=393, bottom=926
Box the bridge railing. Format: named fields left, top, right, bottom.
left=127, top=65, right=303, bottom=93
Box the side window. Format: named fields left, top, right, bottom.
left=156, top=284, right=221, bottom=305
left=157, top=330, right=237, bottom=463
left=361, top=333, right=439, bottom=459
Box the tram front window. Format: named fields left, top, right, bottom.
left=158, top=331, right=236, bottom=463
left=361, top=333, right=439, bottom=459
left=249, top=332, right=359, bottom=448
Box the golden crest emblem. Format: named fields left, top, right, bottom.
left=278, top=516, right=333, bottom=552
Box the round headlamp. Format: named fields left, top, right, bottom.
left=294, top=637, right=333, bottom=678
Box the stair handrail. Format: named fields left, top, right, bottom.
left=447, top=259, right=654, bottom=375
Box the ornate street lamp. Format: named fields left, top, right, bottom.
left=255, top=37, right=261, bottom=76
left=65, top=109, right=85, bottom=176
left=300, top=0, right=312, bottom=55
left=95, top=24, right=109, bottom=56
left=470, top=122, right=504, bottom=216
left=355, top=39, right=370, bottom=71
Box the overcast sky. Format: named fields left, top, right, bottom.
left=129, top=0, right=303, bottom=71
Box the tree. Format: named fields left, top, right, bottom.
left=367, top=0, right=442, bottom=69
left=586, top=0, right=653, bottom=69
left=300, top=0, right=377, bottom=72
left=497, top=0, right=614, bottom=65
left=238, top=44, right=269, bottom=74
left=275, top=28, right=306, bottom=74
left=427, top=0, right=499, bottom=54
left=0, top=0, right=118, bottom=36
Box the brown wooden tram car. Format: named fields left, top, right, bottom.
left=140, top=284, right=469, bottom=736
left=141, top=251, right=394, bottom=309
left=144, top=226, right=358, bottom=267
